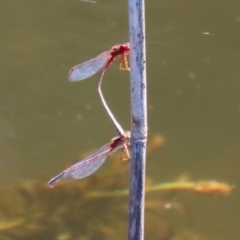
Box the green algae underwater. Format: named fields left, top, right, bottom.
left=0, top=135, right=232, bottom=240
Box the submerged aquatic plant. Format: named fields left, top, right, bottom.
left=0, top=178, right=232, bottom=240
left=0, top=135, right=232, bottom=240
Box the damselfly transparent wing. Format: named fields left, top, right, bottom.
left=48, top=141, right=116, bottom=188
left=48, top=134, right=130, bottom=188
left=64, top=148, right=109, bottom=180
left=68, top=50, right=111, bottom=82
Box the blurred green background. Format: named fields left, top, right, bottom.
left=0, top=0, right=239, bottom=239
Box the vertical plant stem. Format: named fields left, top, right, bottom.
left=128, top=0, right=147, bottom=240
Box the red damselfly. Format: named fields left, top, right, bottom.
left=48, top=132, right=130, bottom=187
left=68, top=43, right=130, bottom=135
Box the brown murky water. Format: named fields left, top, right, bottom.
left=0, top=0, right=240, bottom=239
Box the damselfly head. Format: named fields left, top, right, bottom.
left=111, top=43, right=130, bottom=56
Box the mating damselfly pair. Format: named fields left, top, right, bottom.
left=48, top=43, right=131, bottom=187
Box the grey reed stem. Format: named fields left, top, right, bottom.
left=128, top=0, right=147, bottom=240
